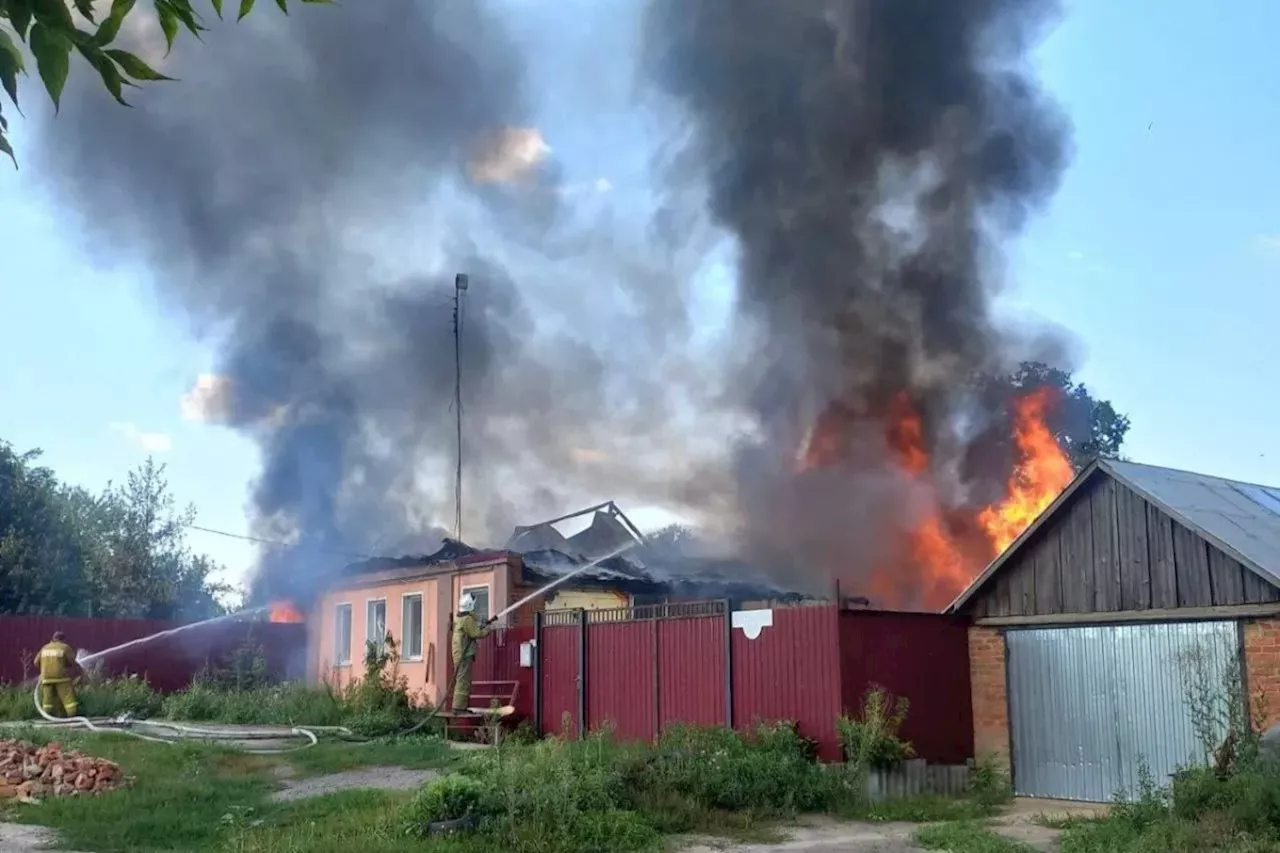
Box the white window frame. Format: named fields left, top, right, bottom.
left=461, top=583, right=492, bottom=623
left=366, top=597, right=388, bottom=654
left=401, top=591, right=425, bottom=661
left=334, top=602, right=353, bottom=666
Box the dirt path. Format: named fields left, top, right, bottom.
left=0, top=822, right=91, bottom=853
left=268, top=765, right=442, bottom=802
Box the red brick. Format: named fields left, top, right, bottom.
left=1243, top=617, right=1280, bottom=730
left=968, top=627, right=1010, bottom=770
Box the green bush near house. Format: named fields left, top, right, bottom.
left=837, top=685, right=915, bottom=769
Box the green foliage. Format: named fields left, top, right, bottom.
left=838, top=685, right=915, bottom=770
left=915, top=821, right=1038, bottom=853
left=403, top=775, right=486, bottom=829
left=969, top=754, right=1014, bottom=808
left=398, top=723, right=988, bottom=853
left=978, top=361, right=1132, bottom=471
left=0, top=675, right=164, bottom=720
left=0, top=0, right=331, bottom=164
left=0, top=441, right=231, bottom=619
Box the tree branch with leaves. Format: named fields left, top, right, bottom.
left=0, top=0, right=327, bottom=165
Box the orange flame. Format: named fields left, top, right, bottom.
left=269, top=601, right=304, bottom=623
left=977, top=388, right=1075, bottom=555
left=793, top=385, right=1073, bottom=610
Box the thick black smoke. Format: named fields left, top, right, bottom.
left=643, top=0, right=1072, bottom=603
left=33, top=0, right=1074, bottom=609
left=32, top=0, right=721, bottom=603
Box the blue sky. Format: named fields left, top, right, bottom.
left=2, top=0, right=1277, bottom=592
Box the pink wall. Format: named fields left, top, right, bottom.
left=309, top=557, right=514, bottom=706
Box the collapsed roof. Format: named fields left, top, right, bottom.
left=338, top=500, right=819, bottom=603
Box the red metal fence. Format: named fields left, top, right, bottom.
left=0, top=615, right=307, bottom=692
left=470, top=602, right=973, bottom=764
left=838, top=610, right=974, bottom=764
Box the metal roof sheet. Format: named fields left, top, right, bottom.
left=1102, top=459, right=1280, bottom=588
left=946, top=458, right=1280, bottom=614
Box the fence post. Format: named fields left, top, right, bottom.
left=722, top=599, right=734, bottom=730
left=577, top=608, right=588, bottom=739
left=651, top=612, right=660, bottom=740
left=533, top=610, right=543, bottom=735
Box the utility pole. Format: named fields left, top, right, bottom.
left=453, top=273, right=468, bottom=542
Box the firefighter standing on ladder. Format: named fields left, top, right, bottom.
left=451, top=593, right=495, bottom=712
left=36, top=631, right=82, bottom=718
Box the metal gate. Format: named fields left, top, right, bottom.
left=1006, top=621, right=1240, bottom=802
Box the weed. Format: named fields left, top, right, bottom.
left=969, top=754, right=1014, bottom=808
left=915, top=821, right=1038, bottom=853
left=838, top=685, right=915, bottom=770
left=403, top=775, right=487, bottom=828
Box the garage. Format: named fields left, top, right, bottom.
left=947, top=458, right=1280, bottom=802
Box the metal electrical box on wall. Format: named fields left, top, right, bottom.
left=519, top=640, right=536, bottom=668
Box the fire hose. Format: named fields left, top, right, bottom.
left=25, top=546, right=633, bottom=750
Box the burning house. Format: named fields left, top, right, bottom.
left=304, top=500, right=829, bottom=705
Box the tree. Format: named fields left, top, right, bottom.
left=0, top=443, right=90, bottom=614
left=0, top=0, right=328, bottom=164
left=0, top=439, right=230, bottom=618
left=982, top=361, right=1131, bottom=471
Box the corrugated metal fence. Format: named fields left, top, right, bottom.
left=0, top=615, right=306, bottom=692
left=471, top=603, right=973, bottom=763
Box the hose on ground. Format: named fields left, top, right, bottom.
left=31, top=679, right=325, bottom=753
left=29, top=647, right=477, bottom=750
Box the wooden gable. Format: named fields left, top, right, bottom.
left=962, top=472, right=1280, bottom=619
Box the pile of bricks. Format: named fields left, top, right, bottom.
left=0, top=740, right=127, bottom=801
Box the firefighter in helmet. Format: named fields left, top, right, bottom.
left=35, top=631, right=81, bottom=718
left=450, top=592, right=495, bottom=712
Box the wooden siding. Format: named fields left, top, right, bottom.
left=965, top=474, right=1280, bottom=618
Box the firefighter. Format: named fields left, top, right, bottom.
left=35, top=631, right=81, bottom=718
left=450, top=593, right=495, bottom=712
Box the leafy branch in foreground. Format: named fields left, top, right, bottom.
left=0, top=0, right=329, bottom=166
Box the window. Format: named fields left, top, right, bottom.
left=366, top=599, right=387, bottom=653
left=462, top=585, right=490, bottom=623
left=402, top=593, right=424, bottom=660
left=334, top=603, right=353, bottom=665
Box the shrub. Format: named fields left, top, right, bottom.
left=192, top=635, right=272, bottom=692
left=79, top=675, right=164, bottom=718
left=838, top=686, right=915, bottom=770
left=969, top=755, right=1013, bottom=808
left=404, top=775, right=488, bottom=830
left=637, top=722, right=838, bottom=816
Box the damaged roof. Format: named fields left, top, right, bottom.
left=337, top=501, right=818, bottom=603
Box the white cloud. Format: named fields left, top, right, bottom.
left=109, top=422, right=173, bottom=453
left=1066, top=250, right=1085, bottom=261
left=1254, top=235, right=1280, bottom=253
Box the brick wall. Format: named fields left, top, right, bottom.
left=968, top=626, right=1010, bottom=768
left=1243, top=616, right=1280, bottom=730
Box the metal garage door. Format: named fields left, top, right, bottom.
left=1006, top=621, right=1239, bottom=802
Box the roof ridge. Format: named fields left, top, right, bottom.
left=1105, top=457, right=1280, bottom=493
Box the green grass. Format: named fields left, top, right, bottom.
left=287, top=736, right=456, bottom=777
left=914, top=821, right=1038, bottom=853
left=0, top=722, right=1002, bottom=853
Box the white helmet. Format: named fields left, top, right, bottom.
left=458, top=593, right=476, bottom=613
